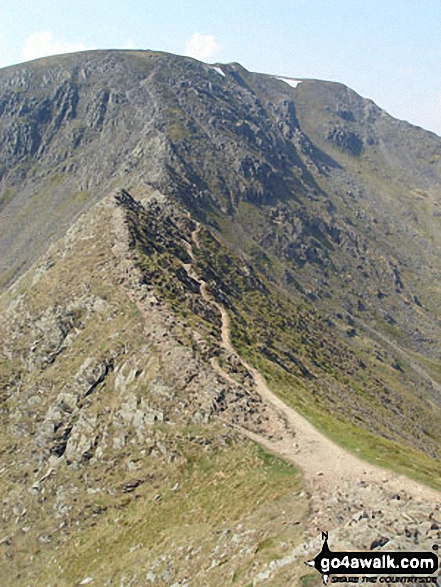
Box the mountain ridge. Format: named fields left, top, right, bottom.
left=1, top=50, right=440, bottom=286
left=1, top=49, right=441, bottom=586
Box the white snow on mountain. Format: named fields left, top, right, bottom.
left=211, top=66, right=225, bottom=77
left=276, top=77, right=302, bottom=88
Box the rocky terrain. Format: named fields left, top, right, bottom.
left=0, top=50, right=441, bottom=586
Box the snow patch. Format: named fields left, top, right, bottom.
left=276, top=77, right=302, bottom=89
left=211, top=66, right=225, bottom=77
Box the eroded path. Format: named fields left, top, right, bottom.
left=183, top=223, right=441, bottom=581
left=183, top=224, right=441, bottom=503
left=114, top=200, right=440, bottom=584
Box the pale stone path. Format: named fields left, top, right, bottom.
left=113, top=201, right=440, bottom=583
left=183, top=224, right=441, bottom=503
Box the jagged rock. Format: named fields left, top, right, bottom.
left=369, top=536, right=389, bottom=550
left=64, top=414, right=97, bottom=466
left=1, top=49, right=441, bottom=587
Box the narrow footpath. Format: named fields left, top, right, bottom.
left=182, top=224, right=441, bottom=502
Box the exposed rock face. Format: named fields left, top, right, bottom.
left=1, top=187, right=439, bottom=586
left=327, top=126, right=364, bottom=155
left=1, top=50, right=441, bottom=586
left=2, top=51, right=440, bottom=291
left=1, top=191, right=301, bottom=586
left=1, top=51, right=441, bottom=367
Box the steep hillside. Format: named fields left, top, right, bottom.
left=1, top=50, right=441, bottom=585
left=1, top=188, right=440, bottom=587
left=0, top=190, right=310, bottom=586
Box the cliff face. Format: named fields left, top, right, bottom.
left=1, top=50, right=441, bottom=586
left=2, top=51, right=441, bottom=356
left=0, top=51, right=170, bottom=286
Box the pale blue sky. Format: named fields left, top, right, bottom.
left=1, top=0, right=440, bottom=135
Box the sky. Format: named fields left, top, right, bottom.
left=1, top=0, right=441, bottom=136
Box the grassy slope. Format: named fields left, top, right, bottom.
left=120, top=193, right=441, bottom=490
left=192, top=225, right=441, bottom=491
left=0, top=198, right=309, bottom=587
left=22, top=442, right=305, bottom=587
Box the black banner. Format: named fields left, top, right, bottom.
left=306, top=533, right=439, bottom=577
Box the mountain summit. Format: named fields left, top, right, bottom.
left=1, top=50, right=441, bottom=586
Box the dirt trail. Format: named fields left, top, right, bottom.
left=183, top=225, right=441, bottom=502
